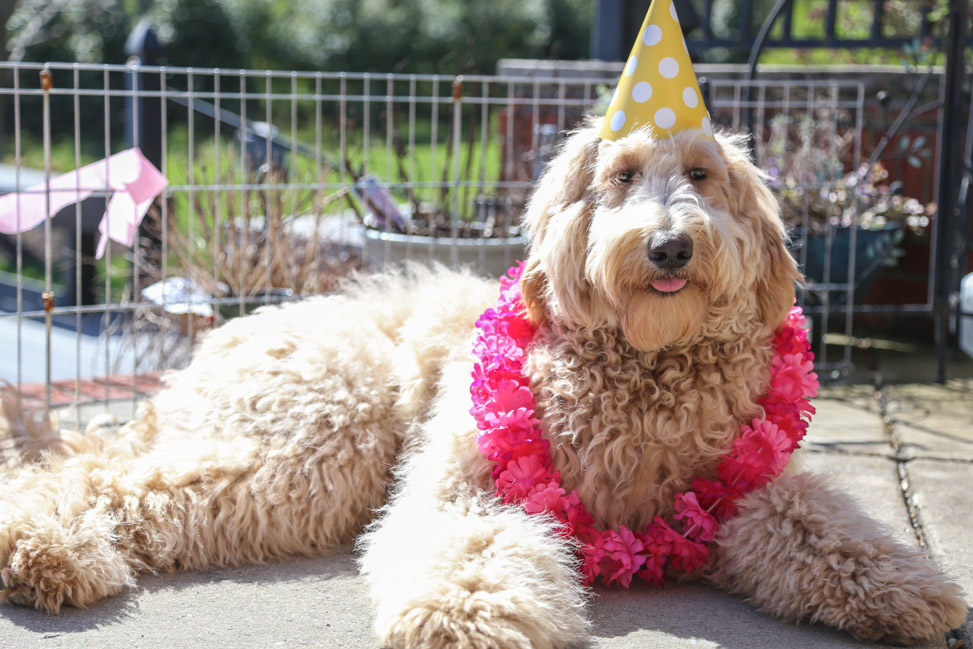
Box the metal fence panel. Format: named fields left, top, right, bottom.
left=0, top=62, right=895, bottom=419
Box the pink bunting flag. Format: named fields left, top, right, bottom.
left=0, top=148, right=168, bottom=259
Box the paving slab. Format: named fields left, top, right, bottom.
left=908, top=459, right=973, bottom=599
left=1, top=554, right=376, bottom=649
left=882, top=379, right=973, bottom=461
left=799, top=452, right=918, bottom=544
left=803, top=385, right=890, bottom=457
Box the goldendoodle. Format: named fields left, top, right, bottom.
left=0, top=123, right=967, bottom=648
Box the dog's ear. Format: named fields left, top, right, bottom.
left=520, top=123, right=601, bottom=325
left=721, top=136, right=802, bottom=330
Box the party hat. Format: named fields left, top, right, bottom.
left=600, top=0, right=713, bottom=141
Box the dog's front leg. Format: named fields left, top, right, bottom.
left=711, top=471, right=967, bottom=644
left=359, top=362, right=589, bottom=649
left=361, top=489, right=588, bottom=649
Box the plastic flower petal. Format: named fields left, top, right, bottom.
left=524, top=480, right=567, bottom=515
left=496, top=455, right=549, bottom=502
left=598, top=526, right=646, bottom=588
left=673, top=492, right=719, bottom=542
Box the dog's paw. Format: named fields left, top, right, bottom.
left=0, top=517, right=134, bottom=613
left=838, top=573, right=968, bottom=645
left=380, top=585, right=584, bottom=649
left=2, top=542, right=76, bottom=613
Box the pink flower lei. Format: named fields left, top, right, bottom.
left=470, top=262, right=819, bottom=588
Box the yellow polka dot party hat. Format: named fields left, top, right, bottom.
left=600, top=0, right=714, bottom=141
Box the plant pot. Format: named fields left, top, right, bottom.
left=788, top=224, right=904, bottom=304
left=362, top=228, right=527, bottom=280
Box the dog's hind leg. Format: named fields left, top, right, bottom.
left=359, top=361, right=590, bottom=649
left=711, top=471, right=968, bottom=644
left=0, top=391, right=397, bottom=613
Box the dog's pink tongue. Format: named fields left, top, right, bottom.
left=651, top=278, right=687, bottom=293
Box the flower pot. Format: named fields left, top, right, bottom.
left=788, top=224, right=904, bottom=304
left=362, top=228, right=526, bottom=280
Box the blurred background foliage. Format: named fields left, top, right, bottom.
left=0, top=0, right=959, bottom=72
left=0, top=0, right=593, bottom=72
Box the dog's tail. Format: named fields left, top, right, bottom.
left=0, top=381, right=158, bottom=471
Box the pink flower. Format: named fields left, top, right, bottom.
left=769, top=354, right=819, bottom=402
left=476, top=310, right=535, bottom=346
left=718, top=450, right=773, bottom=490
left=636, top=522, right=673, bottom=586
left=773, top=325, right=811, bottom=356
left=581, top=537, right=605, bottom=585
left=598, top=526, right=646, bottom=587
left=561, top=490, right=596, bottom=531
left=477, top=427, right=549, bottom=467
left=690, top=478, right=742, bottom=521
left=787, top=306, right=807, bottom=329
left=760, top=401, right=808, bottom=450
left=496, top=455, right=550, bottom=503
left=472, top=333, right=526, bottom=368
left=653, top=517, right=709, bottom=572
left=673, top=492, right=719, bottom=542
left=524, top=480, right=567, bottom=515
left=733, top=419, right=792, bottom=475
left=471, top=379, right=538, bottom=432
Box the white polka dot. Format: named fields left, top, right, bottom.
left=624, top=56, right=638, bottom=76
left=682, top=87, right=698, bottom=108
left=610, top=110, right=627, bottom=132
left=658, top=57, right=679, bottom=79
left=701, top=115, right=713, bottom=137
left=632, top=81, right=653, bottom=103
left=655, top=107, right=676, bottom=130
left=670, top=1, right=680, bottom=21
left=642, top=24, right=663, bottom=46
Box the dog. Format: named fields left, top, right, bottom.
left=0, top=122, right=967, bottom=649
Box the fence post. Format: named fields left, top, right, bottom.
left=933, top=0, right=969, bottom=383
left=125, top=22, right=163, bottom=170
left=124, top=22, right=165, bottom=289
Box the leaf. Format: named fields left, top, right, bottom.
left=907, top=155, right=922, bottom=169
left=911, top=135, right=927, bottom=152
left=897, top=136, right=911, bottom=152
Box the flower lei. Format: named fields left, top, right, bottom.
left=470, top=262, right=819, bottom=588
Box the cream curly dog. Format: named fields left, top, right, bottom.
left=0, top=123, right=967, bottom=648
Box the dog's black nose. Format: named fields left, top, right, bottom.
left=648, top=234, right=693, bottom=270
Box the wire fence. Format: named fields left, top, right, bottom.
left=0, top=61, right=919, bottom=423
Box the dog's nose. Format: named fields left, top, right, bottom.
left=648, top=234, right=693, bottom=270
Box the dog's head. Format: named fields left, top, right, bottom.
left=520, top=120, right=801, bottom=352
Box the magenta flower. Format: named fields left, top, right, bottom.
left=581, top=537, right=606, bottom=585
left=761, top=401, right=809, bottom=450
left=496, top=455, right=550, bottom=503
left=636, top=522, right=674, bottom=586
left=598, top=526, right=646, bottom=587
left=689, top=478, right=742, bottom=521
left=653, top=517, right=709, bottom=572
left=733, top=419, right=792, bottom=475
left=770, top=353, right=819, bottom=402
left=787, top=306, right=807, bottom=329
left=673, top=492, right=719, bottom=542
left=524, top=480, right=567, bottom=514
left=718, top=450, right=774, bottom=490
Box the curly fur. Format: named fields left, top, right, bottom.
left=0, top=121, right=966, bottom=648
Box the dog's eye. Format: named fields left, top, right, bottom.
left=615, top=170, right=634, bottom=185
left=688, top=168, right=707, bottom=181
